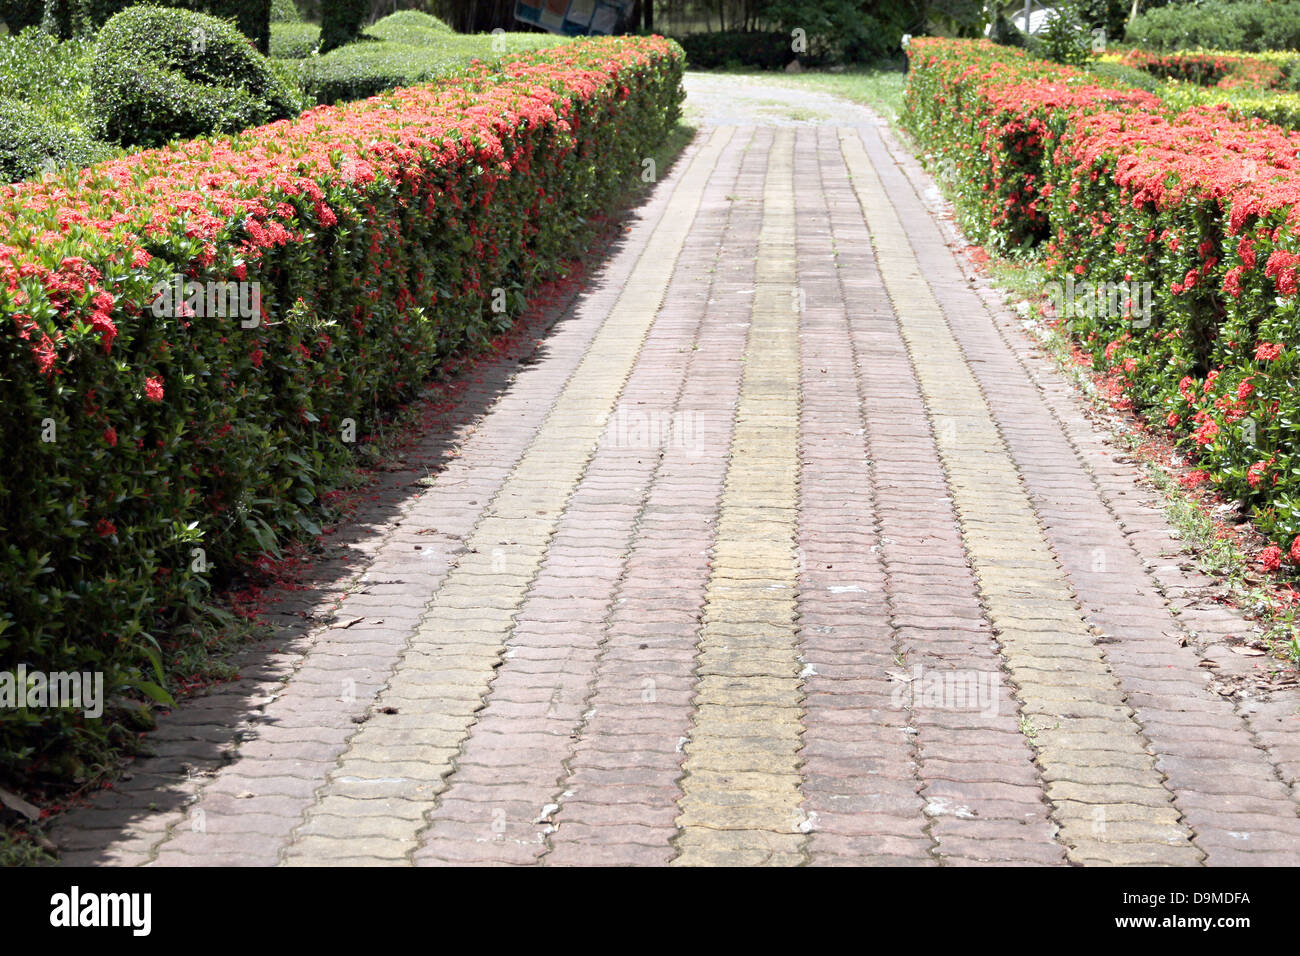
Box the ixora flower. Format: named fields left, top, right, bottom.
left=1260, top=545, right=1284, bottom=571
left=0, top=35, right=685, bottom=709
left=1255, top=342, right=1284, bottom=361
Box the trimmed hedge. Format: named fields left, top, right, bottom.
left=296, top=32, right=563, bottom=105
left=89, top=5, right=305, bottom=147
left=1120, top=49, right=1285, bottom=90
left=45, top=1, right=273, bottom=52
left=269, top=18, right=316, bottom=57
left=364, top=9, right=454, bottom=43
left=0, top=97, right=113, bottom=180
left=1126, top=0, right=1300, bottom=53
left=0, top=35, right=683, bottom=784
left=906, top=38, right=1300, bottom=561
left=903, top=40, right=1160, bottom=254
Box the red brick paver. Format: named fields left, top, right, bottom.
left=48, top=82, right=1300, bottom=867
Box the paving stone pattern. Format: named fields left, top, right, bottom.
left=49, top=84, right=1300, bottom=867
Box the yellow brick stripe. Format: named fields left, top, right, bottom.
left=280, top=126, right=738, bottom=865
left=837, top=127, right=1200, bottom=866
left=672, top=127, right=806, bottom=866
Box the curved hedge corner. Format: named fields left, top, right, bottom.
left=0, top=35, right=684, bottom=783
left=89, top=5, right=305, bottom=148
left=0, top=97, right=114, bottom=181
left=906, top=38, right=1300, bottom=562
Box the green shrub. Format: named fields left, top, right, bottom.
left=1126, top=0, right=1300, bottom=52
left=44, top=0, right=273, bottom=52
left=268, top=0, right=295, bottom=21
left=298, top=32, right=562, bottom=104
left=0, top=97, right=113, bottom=180
left=90, top=5, right=305, bottom=147
left=270, top=18, right=317, bottom=57
left=319, top=0, right=364, bottom=52
left=1086, top=59, right=1161, bottom=92
left=364, top=9, right=454, bottom=43
left=0, top=27, right=97, bottom=127
left=1037, top=0, right=1091, bottom=66
left=0, top=34, right=683, bottom=792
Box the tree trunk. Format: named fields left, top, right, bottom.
left=642, top=0, right=652, bottom=32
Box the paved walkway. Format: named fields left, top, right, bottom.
left=49, top=78, right=1300, bottom=866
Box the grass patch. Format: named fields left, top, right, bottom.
left=763, top=63, right=907, bottom=121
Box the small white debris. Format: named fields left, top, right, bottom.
left=534, top=803, right=559, bottom=824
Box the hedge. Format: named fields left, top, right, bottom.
left=905, top=38, right=1300, bottom=564
left=1125, top=0, right=1300, bottom=53
left=43, top=0, right=272, bottom=53
left=295, top=32, right=563, bottom=105
left=902, top=40, right=1161, bottom=254
left=89, top=5, right=306, bottom=148
left=0, top=97, right=114, bottom=181
left=0, top=34, right=684, bottom=783
left=1119, top=49, right=1285, bottom=90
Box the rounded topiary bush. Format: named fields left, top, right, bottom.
left=0, top=97, right=113, bottom=181
left=268, top=0, right=297, bottom=21
left=89, top=4, right=306, bottom=147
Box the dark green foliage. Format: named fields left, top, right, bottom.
left=319, top=0, right=366, bottom=52
left=0, top=0, right=45, bottom=30
left=989, top=12, right=1026, bottom=49
left=1086, top=59, right=1161, bottom=92
left=0, top=97, right=113, bottom=180
left=1126, top=0, right=1300, bottom=52
left=89, top=5, right=304, bottom=146
left=297, top=31, right=560, bottom=103
left=43, top=0, right=273, bottom=52
left=673, top=31, right=807, bottom=70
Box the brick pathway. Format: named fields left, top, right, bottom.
left=49, top=80, right=1300, bottom=867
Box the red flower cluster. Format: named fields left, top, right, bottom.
left=1120, top=49, right=1285, bottom=90
left=906, top=37, right=1300, bottom=559
left=0, top=36, right=686, bottom=702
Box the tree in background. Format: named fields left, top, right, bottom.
left=40, top=0, right=273, bottom=51
left=320, top=0, right=367, bottom=48
left=0, top=0, right=47, bottom=31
